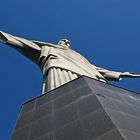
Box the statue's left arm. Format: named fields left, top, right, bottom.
left=95, top=66, right=140, bottom=81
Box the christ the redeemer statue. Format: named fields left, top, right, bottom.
left=0, top=31, right=139, bottom=94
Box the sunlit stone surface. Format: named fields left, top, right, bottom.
left=1, top=31, right=139, bottom=94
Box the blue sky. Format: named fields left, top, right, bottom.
left=0, top=0, right=140, bottom=139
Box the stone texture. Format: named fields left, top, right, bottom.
left=11, top=76, right=140, bottom=140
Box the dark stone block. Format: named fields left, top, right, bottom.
left=72, top=84, right=93, bottom=100
left=82, top=109, right=115, bottom=140
left=120, top=129, right=140, bottom=140
left=11, top=76, right=140, bottom=140
left=21, top=100, right=36, bottom=114
left=96, top=80, right=127, bottom=94
left=102, top=97, right=140, bottom=117
left=54, top=103, right=78, bottom=129
left=36, top=93, right=52, bottom=107
left=121, top=94, right=136, bottom=105
left=83, top=76, right=99, bottom=89
left=96, top=96, right=120, bottom=111
left=133, top=97, right=140, bottom=106
left=34, top=101, right=53, bottom=120
left=54, top=92, right=73, bottom=111
left=99, top=96, right=138, bottom=116
left=95, top=87, right=123, bottom=101
left=52, top=83, right=71, bottom=99
left=77, top=94, right=102, bottom=117
left=35, top=132, right=53, bottom=140
left=105, top=108, right=136, bottom=132
left=94, top=129, right=124, bottom=140
left=133, top=105, right=140, bottom=117
left=125, top=114, right=140, bottom=133
left=70, top=76, right=88, bottom=90
left=54, top=120, right=86, bottom=140
left=15, top=110, right=34, bottom=130
left=128, top=91, right=140, bottom=100
left=115, top=101, right=139, bottom=116
left=30, top=115, right=53, bottom=140
left=11, top=125, right=30, bottom=140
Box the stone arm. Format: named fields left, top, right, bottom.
left=95, top=66, right=140, bottom=81
left=0, top=31, right=41, bottom=63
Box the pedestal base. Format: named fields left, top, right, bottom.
left=11, top=76, right=140, bottom=140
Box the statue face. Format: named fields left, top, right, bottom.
left=57, top=39, right=71, bottom=48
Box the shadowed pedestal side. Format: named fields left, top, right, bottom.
left=11, top=76, right=140, bottom=140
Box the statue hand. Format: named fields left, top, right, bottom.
left=0, top=31, right=8, bottom=43
left=121, top=72, right=140, bottom=77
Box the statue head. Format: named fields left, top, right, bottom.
left=57, top=39, right=71, bottom=48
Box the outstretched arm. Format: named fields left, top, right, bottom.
left=95, top=66, right=140, bottom=81
left=0, top=31, right=41, bottom=63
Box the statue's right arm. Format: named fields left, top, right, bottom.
left=0, top=31, right=41, bottom=63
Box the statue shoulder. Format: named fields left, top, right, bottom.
left=31, top=40, right=57, bottom=48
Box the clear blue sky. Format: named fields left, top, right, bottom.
left=0, top=0, right=140, bottom=139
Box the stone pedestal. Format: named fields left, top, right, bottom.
left=11, top=76, right=140, bottom=140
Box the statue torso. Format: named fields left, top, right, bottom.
left=38, top=46, right=106, bottom=81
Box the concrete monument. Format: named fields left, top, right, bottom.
left=0, top=31, right=140, bottom=94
